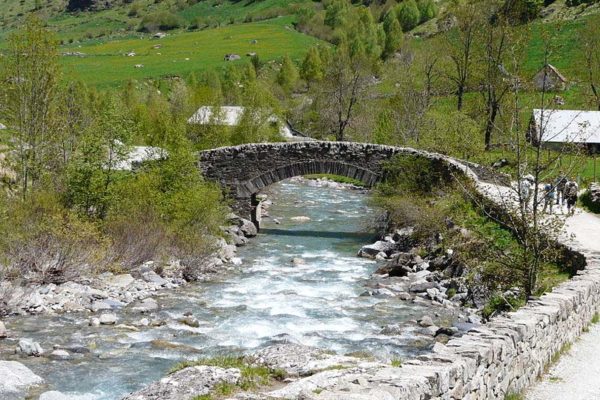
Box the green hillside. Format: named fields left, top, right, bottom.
left=59, top=16, right=320, bottom=87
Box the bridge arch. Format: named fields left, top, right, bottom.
left=199, top=141, right=475, bottom=227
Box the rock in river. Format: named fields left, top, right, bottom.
left=99, top=313, right=117, bottom=325
left=131, top=298, right=159, bottom=313
left=122, top=365, right=241, bottom=400
left=358, top=241, right=396, bottom=258
left=16, top=338, right=44, bottom=356
left=0, top=360, right=44, bottom=398
left=39, top=391, right=97, bottom=400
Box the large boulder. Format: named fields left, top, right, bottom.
left=357, top=241, right=396, bottom=259
left=122, top=365, right=241, bottom=400
left=99, top=313, right=117, bottom=325
left=238, top=218, right=258, bottom=237
left=39, top=391, right=97, bottom=400
left=375, top=253, right=414, bottom=276
left=16, top=338, right=44, bottom=356
left=0, top=361, right=44, bottom=398
left=131, top=298, right=158, bottom=314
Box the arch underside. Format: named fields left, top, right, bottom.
left=234, top=161, right=381, bottom=198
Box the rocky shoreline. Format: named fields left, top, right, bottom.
left=0, top=177, right=481, bottom=400
left=114, top=178, right=484, bottom=400
left=0, top=211, right=261, bottom=400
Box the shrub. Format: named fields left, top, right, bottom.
left=417, top=0, right=437, bottom=23
left=139, top=11, right=184, bottom=32
left=502, top=0, right=543, bottom=24
left=396, top=0, right=421, bottom=32
left=0, top=191, right=105, bottom=284
left=378, top=155, right=453, bottom=196
left=104, top=147, right=227, bottom=271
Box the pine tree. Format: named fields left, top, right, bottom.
left=417, top=0, right=437, bottom=23
left=397, top=0, right=421, bottom=32
left=276, top=54, right=299, bottom=93
left=300, top=47, right=324, bottom=87
left=383, top=13, right=403, bottom=59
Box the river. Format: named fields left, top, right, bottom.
left=1, top=179, right=436, bottom=399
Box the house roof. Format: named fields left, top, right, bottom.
left=532, top=109, right=600, bottom=144
left=188, top=106, right=244, bottom=126
left=187, top=106, right=294, bottom=138
left=536, top=64, right=567, bottom=83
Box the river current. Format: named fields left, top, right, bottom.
left=2, top=179, right=435, bottom=399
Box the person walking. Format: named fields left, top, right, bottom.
left=555, top=172, right=567, bottom=206
left=543, top=182, right=555, bottom=214
left=565, top=178, right=579, bottom=216
left=519, top=175, right=534, bottom=210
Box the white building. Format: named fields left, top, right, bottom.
left=187, top=106, right=297, bottom=140
left=529, top=109, right=600, bottom=152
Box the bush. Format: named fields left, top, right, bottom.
left=417, top=0, right=437, bottom=23
left=396, top=0, right=421, bottom=32
left=0, top=192, right=105, bottom=284
left=378, top=155, right=454, bottom=196
left=139, top=11, right=184, bottom=32
left=502, top=0, right=543, bottom=24
left=104, top=148, right=227, bottom=270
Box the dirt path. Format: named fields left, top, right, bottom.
left=526, top=208, right=600, bottom=400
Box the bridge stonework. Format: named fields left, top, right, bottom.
left=198, top=141, right=459, bottom=222
left=198, top=141, right=600, bottom=399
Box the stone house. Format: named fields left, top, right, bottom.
left=532, top=64, right=568, bottom=91
left=528, top=109, right=600, bottom=153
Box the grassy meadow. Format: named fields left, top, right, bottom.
left=59, top=16, right=320, bottom=87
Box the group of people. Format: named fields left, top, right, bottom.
left=519, top=172, right=579, bottom=215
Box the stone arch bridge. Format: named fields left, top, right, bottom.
left=198, top=141, right=475, bottom=227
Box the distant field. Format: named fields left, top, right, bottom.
left=59, top=17, right=320, bottom=87
left=0, top=0, right=311, bottom=42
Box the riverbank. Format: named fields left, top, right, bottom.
left=3, top=178, right=439, bottom=399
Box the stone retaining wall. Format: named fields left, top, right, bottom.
left=198, top=142, right=600, bottom=399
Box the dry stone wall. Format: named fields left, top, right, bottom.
left=198, top=141, right=600, bottom=399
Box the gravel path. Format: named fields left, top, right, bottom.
left=526, top=207, right=600, bottom=400
left=526, top=322, right=600, bottom=400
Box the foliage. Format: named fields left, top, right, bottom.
left=396, top=0, right=421, bottom=32
left=383, top=13, right=403, bottom=59
left=580, top=190, right=600, bottom=214
left=172, top=356, right=287, bottom=398
left=277, top=54, right=299, bottom=93
left=482, top=293, right=526, bottom=319
left=502, top=0, right=544, bottom=24
left=378, top=155, right=453, bottom=196
left=417, top=0, right=437, bottom=24
left=300, top=46, right=324, bottom=85
left=0, top=191, right=106, bottom=284
left=0, top=16, right=60, bottom=199
left=139, top=11, right=185, bottom=32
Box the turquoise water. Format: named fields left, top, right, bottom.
left=0, top=180, right=433, bottom=399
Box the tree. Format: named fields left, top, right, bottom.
left=317, top=48, right=372, bottom=141
left=472, top=36, right=584, bottom=300
left=581, top=16, right=600, bottom=111
left=0, top=16, right=60, bottom=199
left=396, top=0, right=421, bottom=32
left=445, top=3, right=481, bottom=111
left=383, top=12, right=403, bottom=59
left=417, top=0, right=437, bottom=23
left=276, top=54, right=299, bottom=93
left=324, top=0, right=349, bottom=29
left=479, top=13, right=521, bottom=150
left=300, top=47, right=324, bottom=87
